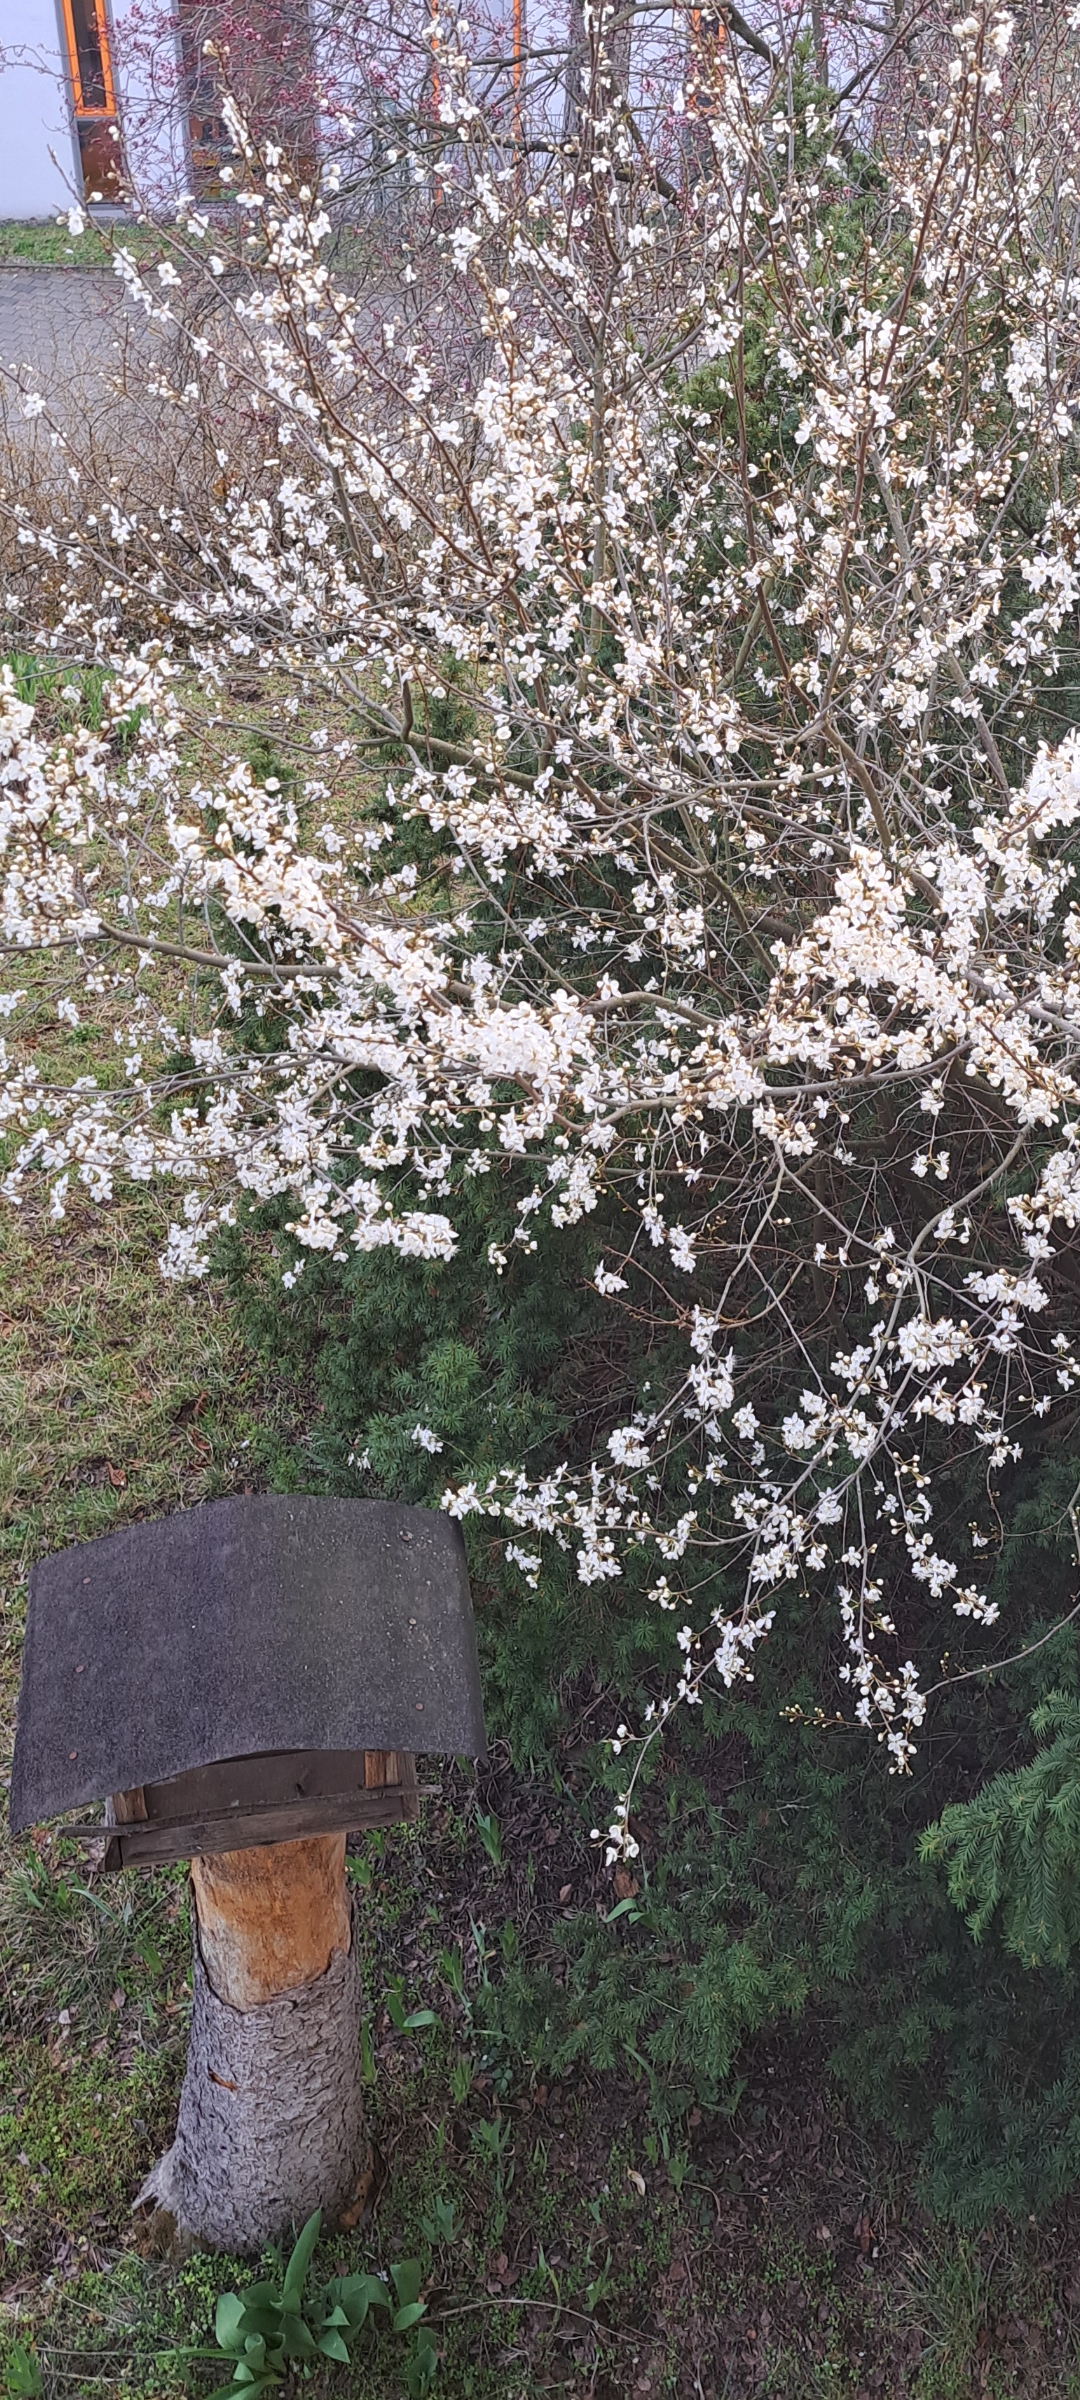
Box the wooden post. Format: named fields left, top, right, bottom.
left=137, top=1834, right=366, bottom=2254
left=12, top=1499, right=484, bottom=2254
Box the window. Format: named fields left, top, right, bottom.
left=61, top=0, right=122, bottom=201
left=177, top=0, right=316, bottom=199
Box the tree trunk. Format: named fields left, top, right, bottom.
left=137, top=1833, right=366, bottom=2254
left=563, top=0, right=587, bottom=146
left=563, top=0, right=631, bottom=148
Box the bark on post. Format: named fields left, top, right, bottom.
left=138, top=1833, right=366, bottom=2254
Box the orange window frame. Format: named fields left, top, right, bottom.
left=688, top=6, right=725, bottom=114
left=60, top=0, right=117, bottom=119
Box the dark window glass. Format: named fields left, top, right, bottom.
left=66, top=0, right=108, bottom=112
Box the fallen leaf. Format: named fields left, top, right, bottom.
left=627, top=2167, right=646, bottom=2198
left=133, top=2205, right=180, bottom=2259
left=336, top=2142, right=384, bottom=2230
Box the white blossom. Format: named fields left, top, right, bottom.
left=3, top=19, right=1078, bottom=1853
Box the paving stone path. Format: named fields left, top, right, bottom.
left=0, top=267, right=128, bottom=383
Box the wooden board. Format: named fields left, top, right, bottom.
left=72, top=1748, right=418, bottom=1868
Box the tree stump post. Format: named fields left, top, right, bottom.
left=138, top=1833, right=366, bottom=2254
left=12, top=1498, right=485, bottom=2253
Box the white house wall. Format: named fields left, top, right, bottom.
left=0, top=0, right=82, bottom=219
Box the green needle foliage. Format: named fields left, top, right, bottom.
left=222, top=1165, right=1080, bottom=2228
left=923, top=1694, right=1080, bottom=1969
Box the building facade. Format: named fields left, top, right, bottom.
left=0, top=0, right=676, bottom=226
left=0, top=0, right=310, bottom=220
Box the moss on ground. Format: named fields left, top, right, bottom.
left=0, top=2041, right=173, bottom=2247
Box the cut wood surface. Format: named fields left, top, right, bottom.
left=192, top=1832, right=352, bottom=2010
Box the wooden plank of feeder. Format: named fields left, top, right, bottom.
left=83, top=1748, right=419, bottom=1868
left=138, top=1747, right=415, bottom=1817
left=102, top=1788, right=416, bottom=1867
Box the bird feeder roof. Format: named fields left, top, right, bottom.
left=10, top=1496, right=485, bottom=1834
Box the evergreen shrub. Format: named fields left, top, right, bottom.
left=222, top=1186, right=1080, bottom=2225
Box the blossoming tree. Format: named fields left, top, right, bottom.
left=4, top=0, right=1080, bottom=2216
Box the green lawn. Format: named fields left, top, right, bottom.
left=0, top=217, right=385, bottom=277
left=0, top=221, right=132, bottom=269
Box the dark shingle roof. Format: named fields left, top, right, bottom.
left=11, top=1496, right=484, bottom=1832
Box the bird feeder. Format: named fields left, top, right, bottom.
left=10, top=1495, right=486, bottom=2254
